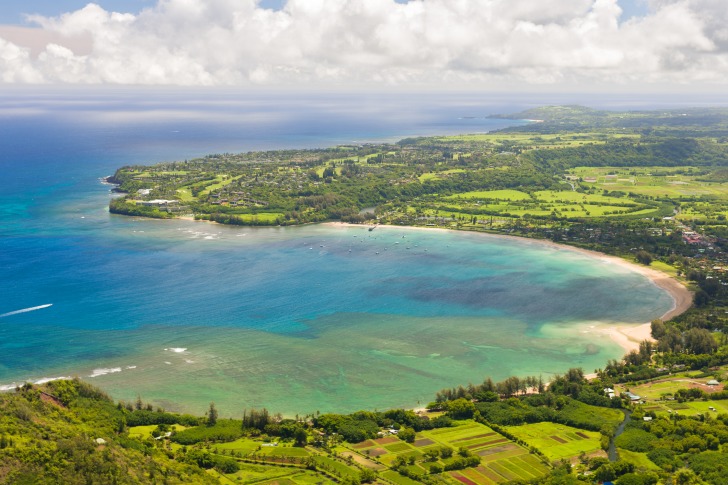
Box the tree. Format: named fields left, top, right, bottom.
left=398, top=427, right=416, bottom=443
left=359, top=469, right=376, bottom=483
left=446, top=398, right=475, bottom=419
left=684, top=328, right=718, bottom=354
left=674, top=468, right=698, bottom=485
left=207, top=402, right=218, bottom=427
left=293, top=427, right=308, bottom=447
left=594, top=464, right=616, bottom=483
left=650, top=319, right=666, bottom=339
left=635, top=250, right=653, bottom=265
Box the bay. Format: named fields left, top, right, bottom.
left=0, top=89, right=674, bottom=415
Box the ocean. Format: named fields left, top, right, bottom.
left=0, top=88, right=674, bottom=415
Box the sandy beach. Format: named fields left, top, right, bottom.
left=326, top=222, right=693, bottom=356
left=556, top=246, right=692, bottom=354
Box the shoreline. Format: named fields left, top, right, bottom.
left=120, top=213, right=693, bottom=357
left=325, top=221, right=693, bottom=356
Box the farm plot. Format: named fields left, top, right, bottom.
left=504, top=423, right=601, bottom=461
left=421, top=423, right=550, bottom=483
left=343, top=422, right=549, bottom=484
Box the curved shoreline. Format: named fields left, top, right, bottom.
left=161, top=216, right=693, bottom=355
left=325, top=222, right=693, bottom=355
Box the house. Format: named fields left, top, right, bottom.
left=707, top=379, right=720, bottom=386
left=604, top=388, right=615, bottom=399
left=623, top=391, right=641, bottom=402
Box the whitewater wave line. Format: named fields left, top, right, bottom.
left=0, top=304, right=53, bottom=318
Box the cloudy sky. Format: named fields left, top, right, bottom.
left=0, top=0, right=725, bottom=90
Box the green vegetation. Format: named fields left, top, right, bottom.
left=8, top=105, right=728, bottom=483
left=0, top=379, right=215, bottom=484
left=504, top=422, right=601, bottom=461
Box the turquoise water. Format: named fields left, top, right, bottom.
left=0, top=90, right=674, bottom=415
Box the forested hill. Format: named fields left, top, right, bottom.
left=0, top=379, right=216, bottom=484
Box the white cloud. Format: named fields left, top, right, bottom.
left=0, top=0, right=725, bottom=87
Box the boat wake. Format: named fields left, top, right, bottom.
left=0, top=304, right=53, bottom=318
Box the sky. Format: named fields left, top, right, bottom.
left=0, top=0, right=725, bottom=91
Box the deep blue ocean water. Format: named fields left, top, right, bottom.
left=0, top=89, right=676, bottom=414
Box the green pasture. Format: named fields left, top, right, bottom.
left=616, top=449, right=660, bottom=471
left=419, top=169, right=466, bottom=182
left=219, top=462, right=335, bottom=485
left=533, top=190, right=630, bottom=205
left=213, top=438, right=268, bottom=456
left=228, top=212, right=285, bottom=223
left=504, top=423, right=601, bottom=461
left=128, top=424, right=189, bottom=440
left=432, top=132, right=635, bottom=148
left=643, top=399, right=728, bottom=418
left=127, top=425, right=157, bottom=439
left=444, top=190, right=532, bottom=201
left=649, top=260, right=681, bottom=279
left=570, top=166, right=728, bottom=199
left=175, top=187, right=195, bottom=202
left=618, top=377, right=728, bottom=418
left=260, top=446, right=311, bottom=458
left=200, top=175, right=241, bottom=196
left=423, top=188, right=656, bottom=221
left=621, top=377, right=723, bottom=401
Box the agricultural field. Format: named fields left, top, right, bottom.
left=570, top=166, right=728, bottom=200
left=503, top=423, right=602, bottom=461
left=343, top=422, right=550, bottom=484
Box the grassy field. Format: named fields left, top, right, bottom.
left=570, top=166, right=728, bottom=200
left=414, top=186, right=657, bottom=223
left=616, top=449, right=661, bottom=471
left=503, top=423, right=602, bottom=461
left=224, top=212, right=285, bottom=223
left=215, top=462, right=337, bottom=485
left=430, top=132, right=638, bottom=148
left=443, top=190, right=532, bottom=201
left=617, top=375, right=727, bottom=417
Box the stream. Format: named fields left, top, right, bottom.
left=608, top=409, right=632, bottom=462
